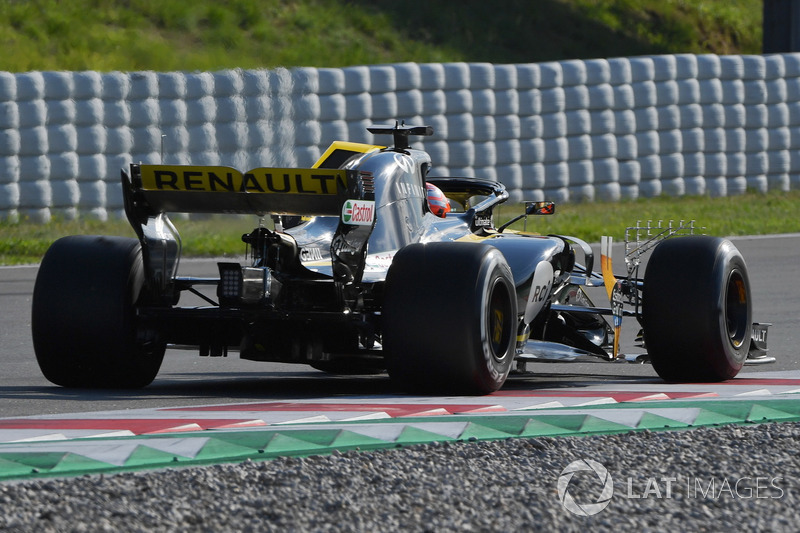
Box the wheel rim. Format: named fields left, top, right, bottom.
left=487, top=278, right=514, bottom=361
left=725, top=269, right=749, bottom=349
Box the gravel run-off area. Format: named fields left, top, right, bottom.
left=1, top=421, right=798, bottom=532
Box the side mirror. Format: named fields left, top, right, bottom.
left=497, top=201, right=556, bottom=233
left=526, top=201, right=555, bottom=216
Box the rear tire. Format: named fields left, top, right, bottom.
left=32, top=235, right=165, bottom=388
left=383, top=242, right=517, bottom=395
left=642, top=236, right=751, bottom=382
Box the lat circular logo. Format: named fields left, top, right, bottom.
left=557, top=459, right=614, bottom=516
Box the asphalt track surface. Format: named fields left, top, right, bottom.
left=1, top=234, right=798, bottom=419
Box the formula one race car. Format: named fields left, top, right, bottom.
left=31, top=124, right=772, bottom=394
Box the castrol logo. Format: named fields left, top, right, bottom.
left=342, top=199, right=375, bottom=225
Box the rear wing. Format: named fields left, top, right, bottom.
left=127, top=164, right=358, bottom=216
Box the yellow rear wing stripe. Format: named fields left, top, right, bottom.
left=140, top=165, right=347, bottom=195
left=132, top=164, right=355, bottom=216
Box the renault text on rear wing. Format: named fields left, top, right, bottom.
left=129, top=164, right=358, bottom=216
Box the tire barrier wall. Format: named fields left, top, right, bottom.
left=2, top=54, right=800, bottom=222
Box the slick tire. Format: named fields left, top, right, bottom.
left=32, top=236, right=165, bottom=388
left=383, top=242, right=517, bottom=395
left=642, top=236, right=751, bottom=382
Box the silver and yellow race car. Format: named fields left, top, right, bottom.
left=31, top=124, right=771, bottom=394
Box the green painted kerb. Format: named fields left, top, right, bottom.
left=1, top=398, right=799, bottom=482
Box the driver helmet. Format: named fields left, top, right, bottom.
left=426, top=182, right=451, bottom=218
